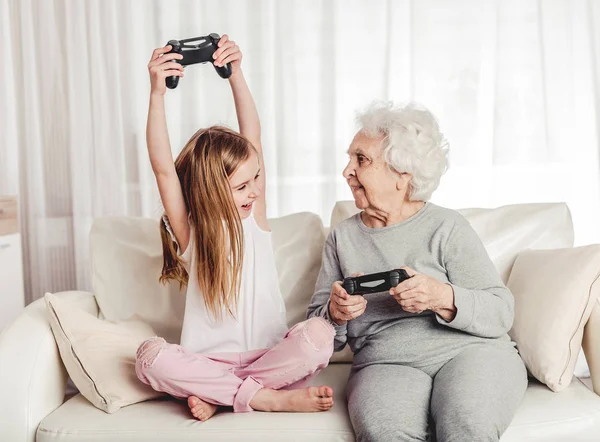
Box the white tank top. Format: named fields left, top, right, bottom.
left=164, top=214, right=288, bottom=354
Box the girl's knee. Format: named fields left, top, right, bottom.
left=136, top=337, right=167, bottom=371
left=300, top=317, right=335, bottom=360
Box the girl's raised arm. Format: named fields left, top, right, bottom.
left=147, top=45, right=190, bottom=251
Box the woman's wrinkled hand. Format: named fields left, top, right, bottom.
left=328, top=274, right=367, bottom=326
left=389, top=266, right=457, bottom=321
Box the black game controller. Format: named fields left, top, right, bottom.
left=165, top=33, right=232, bottom=89
left=343, top=269, right=411, bottom=295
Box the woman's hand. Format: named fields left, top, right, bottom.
left=148, top=45, right=184, bottom=96
left=213, top=34, right=243, bottom=76
left=389, top=267, right=457, bottom=321
left=328, top=276, right=368, bottom=326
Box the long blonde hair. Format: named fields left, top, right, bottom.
left=159, top=126, right=255, bottom=320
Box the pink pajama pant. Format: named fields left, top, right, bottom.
left=135, top=317, right=335, bottom=412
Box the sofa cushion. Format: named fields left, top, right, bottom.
left=44, top=292, right=164, bottom=413
left=90, top=213, right=327, bottom=344
left=269, top=212, right=326, bottom=327
left=507, top=245, right=600, bottom=392
left=330, top=201, right=575, bottom=283
left=90, top=217, right=185, bottom=344
left=38, top=365, right=354, bottom=442
left=37, top=363, right=600, bottom=442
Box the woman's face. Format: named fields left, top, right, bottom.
left=343, top=131, right=409, bottom=211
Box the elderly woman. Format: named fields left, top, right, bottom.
left=307, top=101, right=527, bottom=442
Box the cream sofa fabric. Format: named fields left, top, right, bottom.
left=45, top=292, right=163, bottom=413
left=37, top=365, right=600, bottom=442
left=4, top=202, right=600, bottom=442
left=90, top=217, right=185, bottom=344
left=330, top=201, right=575, bottom=283
left=507, top=245, right=600, bottom=392
left=269, top=212, right=326, bottom=327
left=583, top=299, right=600, bottom=395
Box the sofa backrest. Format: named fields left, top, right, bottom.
left=330, top=201, right=574, bottom=283
left=90, top=202, right=574, bottom=343
left=90, top=212, right=326, bottom=343
left=90, top=217, right=185, bottom=344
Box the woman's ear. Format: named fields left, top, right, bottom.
left=396, top=172, right=412, bottom=191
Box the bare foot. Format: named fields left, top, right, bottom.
left=187, top=396, right=218, bottom=421
left=249, top=386, right=334, bottom=412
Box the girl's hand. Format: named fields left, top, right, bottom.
left=148, top=45, right=185, bottom=96
left=389, top=266, right=457, bottom=321
left=213, top=35, right=243, bottom=76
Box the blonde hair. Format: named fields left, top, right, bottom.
left=159, top=126, right=255, bottom=320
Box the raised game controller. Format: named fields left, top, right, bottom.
left=342, top=269, right=411, bottom=295
left=165, top=33, right=232, bottom=89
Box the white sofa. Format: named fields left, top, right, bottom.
left=2, top=201, right=600, bottom=442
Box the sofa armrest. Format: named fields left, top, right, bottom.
left=582, top=299, right=600, bottom=396
left=0, top=291, right=98, bottom=442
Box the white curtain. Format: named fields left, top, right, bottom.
left=1, top=0, right=599, bottom=303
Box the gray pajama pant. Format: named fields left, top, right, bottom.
left=346, top=320, right=528, bottom=442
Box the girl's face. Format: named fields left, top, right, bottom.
left=229, top=151, right=261, bottom=219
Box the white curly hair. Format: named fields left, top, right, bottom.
left=357, top=101, right=449, bottom=201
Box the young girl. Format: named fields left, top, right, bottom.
left=135, top=36, right=335, bottom=421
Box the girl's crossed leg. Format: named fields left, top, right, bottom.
left=135, top=317, right=335, bottom=420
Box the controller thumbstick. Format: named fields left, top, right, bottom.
left=166, top=76, right=179, bottom=89
left=343, top=278, right=355, bottom=295
left=167, top=39, right=181, bottom=51
left=165, top=40, right=182, bottom=89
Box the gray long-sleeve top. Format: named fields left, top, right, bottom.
left=307, top=203, right=515, bottom=353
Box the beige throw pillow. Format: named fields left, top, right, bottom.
left=90, top=217, right=185, bottom=345
left=269, top=212, right=327, bottom=327
left=507, top=245, right=600, bottom=391
left=45, top=292, right=164, bottom=413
